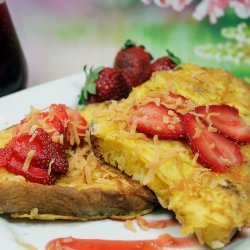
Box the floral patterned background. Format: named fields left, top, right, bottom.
left=6, top=0, right=250, bottom=87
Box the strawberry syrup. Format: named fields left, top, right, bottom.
left=46, top=234, right=199, bottom=250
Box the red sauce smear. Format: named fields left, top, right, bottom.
left=243, top=225, right=250, bottom=229
left=46, top=234, right=199, bottom=250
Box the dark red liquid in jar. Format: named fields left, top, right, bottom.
left=0, top=1, right=27, bottom=97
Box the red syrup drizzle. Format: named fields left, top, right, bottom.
left=46, top=234, right=199, bottom=250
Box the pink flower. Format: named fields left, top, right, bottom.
left=140, top=0, right=250, bottom=23
left=140, top=0, right=194, bottom=10
left=193, top=0, right=230, bottom=24
left=230, top=0, right=250, bottom=18
left=171, top=0, right=194, bottom=11
left=141, top=0, right=154, bottom=5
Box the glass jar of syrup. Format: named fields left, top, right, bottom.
left=0, top=1, right=27, bottom=97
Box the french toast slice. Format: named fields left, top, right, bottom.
left=0, top=125, right=156, bottom=220
left=89, top=64, right=250, bottom=248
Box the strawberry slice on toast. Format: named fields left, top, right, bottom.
left=183, top=113, right=243, bottom=173
left=195, top=104, right=250, bottom=143
left=131, top=102, right=185, bottom=139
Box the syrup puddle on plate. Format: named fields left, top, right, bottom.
left=46, top=233, right=199, bottom=250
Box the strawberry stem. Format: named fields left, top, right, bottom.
left=123, top=39, right=136, bottom=49
left=166, top=49, right=181, bottom=66
left=78, top=65, right=104, bottom=105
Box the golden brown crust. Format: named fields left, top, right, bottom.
left=0, top=177, right=155, bottom=220
left=0, top=126, right=156, bottom=220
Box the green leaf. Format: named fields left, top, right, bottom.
left=78, top=65, right=104, bottom=105
left=166, top=49, right=181, bottom=66
left=86, top=82, right=96, bottom=94
left=78, top=92, right=85, bottom=105
left=123, top=39, right=136, bottom=49
left=83, top=89, right=88, bottom=99
left=92, top=66, right=104, bottom=76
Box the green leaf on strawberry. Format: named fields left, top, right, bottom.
left=78, top=65, right=104, bottom=105
left=166, top=49, right=181, bottom=66
left=123, top=39, right=136, bottom=49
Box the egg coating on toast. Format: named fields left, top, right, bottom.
left=89, top=64, right=250, bottom=249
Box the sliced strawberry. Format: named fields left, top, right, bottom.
left=50, top=104, right=87, bottom=146
left=183, top=113, right=243, bottom=173
left=131, top=102, right=185, bottom=139
left=0, top=148, right=12, bottom=168
left=195, top=105, right=250, bottom=143
left=50, top=104, right=69, bottom=129
left=160, top=92, right=194, bottom=114
left=6, top=128, right=68, bottom=174
left=6, top=157, right=56, bottom=185
left=7, top=132, right=46, bottom=165
left=47, top=142, right=68, bottom=174
left=64, top=106, right=87, bottom=137
left=17, top=111, right=64, bottom=136
left=41, top=112, right=65, bottom=134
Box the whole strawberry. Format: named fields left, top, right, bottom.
left=114, top=39, right=152, bottom=88
left=78, top=66, right=130, bottom=104
left=151, top=50, right=181, bottom=73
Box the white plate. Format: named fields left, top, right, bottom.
left=0, top=75, right=249, bottom=250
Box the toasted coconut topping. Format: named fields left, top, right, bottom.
left=190, top=111, right=204, bottom=118
left=205, top=105, right=210, bottom=113
left=153, top=135, right=159, bottom=144
left=170, top=116, right=180, bottom=125
left=124, top=220, right=137, bottom=232
left=168, top=124, right=175, bottom=131
left=206, top=112, right=219, bottom=123
left=156, top=126, right=162, bottom=131
left=136, top=214, right=148, bottom=230
left=59, top=134, right=64, bottom=145
left=22, top=150, right=36, bottom=171
left=219, top=156, right=233, bottom=166
left=48, top=159, right=55, bottom=175
left=28, top=125, right=39, bottom=136
left=15, top=237, right=37, bottom=250
left=30, top=207, right=39, bottom=217
left=119, top=129, right=148, bottom=140
left=208, top=124, right=218, bottom=133
left=67, top=146, right=89, bottom=177
left=205, top=112, right=220, bottom=133
left=195, top=116, right=205, bottom=129
left=192, top=153, right=199, bottom=165
left=29, top=106, right=45, bottom=114
left=193, top=127, right=202, bottom=139
left=62, top=237, right=74, bottom=243
left=67, top=143, right=122, bottom=185
left=167, top=110, right=176, bottom=117
left=29, top=129, right=39, bottom=142
left=69, top=123, right=81, bottom=146
left=163, top=116, right=170, bottom=124
left=130, top=121, right=138, bottom=134
left=143, top=148, right=161, bottom=185
left=143, top=148, right=177, bottom=185
left=85, top=152, right=98, bottom=184
left=48, top=106, right=56, bottom=121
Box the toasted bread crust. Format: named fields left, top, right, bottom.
left=0, top=126, right=156, bottom=220
left=0, top=174, right=155, bottom=220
